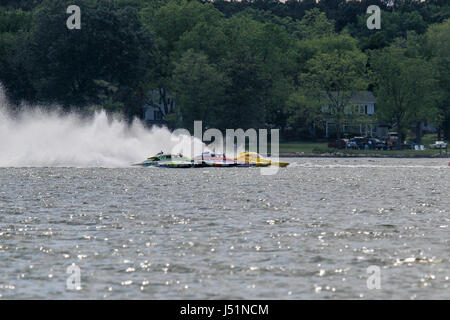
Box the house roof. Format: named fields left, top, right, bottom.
left=349, top=91, right=376, bottom=104
left=322, top=91, right=376, bottom=105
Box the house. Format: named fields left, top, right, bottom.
left=142, top=89, right=176, bottom=126
left=322, top=91, right=378, bottom=137
left=144, top=104, right=165, bottom=124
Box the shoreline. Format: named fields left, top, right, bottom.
left=278, top=152, right=450, bottom=158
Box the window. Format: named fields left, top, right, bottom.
left=365, top=105, right=368, bottom=114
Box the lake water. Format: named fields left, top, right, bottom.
left=0, top=158, right=449, bottom=299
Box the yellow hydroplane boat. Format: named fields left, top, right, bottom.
left=235, top=152, right=289, bottom=167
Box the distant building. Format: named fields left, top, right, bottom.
left=322, top=91, right=378, bottom=137
left=142, top=89, right=176, bottom=126
left=346, top=91, right=377, bottom=116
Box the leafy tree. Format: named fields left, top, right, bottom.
left=90, top=80, right=124, bottom=115
left=0, top=7, right=31, bottom=32
left=351, top=9, right=429, bottom=51
left=142, top=0, right=223, bottom=119
left=298, top=35, right=368, bottom=138
left=285, top=89, right=322, bottom=138
left=0, top=0, right=448, bottom=139
left=170, top=49, right=229, bottom=131
left=19, top=0, right=153, bottom=115
left=0, top=0, right=40, bottom=10
left=297, top=8, right=335, bottom=40
left=424, top=19, right=450, bottom=140
left=216, top=15, right=277, bottom=130
left=370, top=45, right=437, bottom=145
left=0, top=7, right=34, bottom=103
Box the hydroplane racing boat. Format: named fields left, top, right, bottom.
left=235, top=152, right=289, bottom=167
left=193, top=152, right=237, bottom=167
left=133, top=152, right=193, bottom=168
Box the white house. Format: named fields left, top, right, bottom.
left=142, top=89, right=176, bottom=126
left=322, top=91, right=378, bottom=137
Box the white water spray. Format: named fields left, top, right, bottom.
left=0, top=87, right=204, bottom=167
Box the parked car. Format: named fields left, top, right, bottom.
left=347, top=140, right=357, bottom=149
left=372, top=138, right=387, bottom=150
left=348, top=137, right=367, bottom=150
left=388, top=132, right=399, bottom=141
left=402, top=140, right=416, bottom=150
left=345, top=137, right=386, bottom=150
left=328, top=138, right=349, bottom=149
left=429, top=141, right=448, bottom=149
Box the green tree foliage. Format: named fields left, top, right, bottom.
left=0, top=7, right=31, bottom=32
left=285, top=90, right=322, bottom=138
left=0, top=7, right=33, bottom=102
left=1, top=0, right=153, bottom=117
left=156, top=3, right=297, bottom=131
left=0, top=0, right=40, bottom=11
left=0, top=0, right=447, bottom=140
left=90, top=80, right=125, bottom=115
left=294, top=35, right=368, bottom=138
left=214, top=15, right=269, bottom=129
left=352, top=9, right=428, bottom=51
left=216, top=15, right=295, bottom=130
left=141, top=0, right=223, bottom=122
left=371, top=45, right=437, bottom=144
left=297, top=8, right=335, bottom=39
left=171, top=49, right=229, bottom=131
left=424, top=19, right=450, bottom=140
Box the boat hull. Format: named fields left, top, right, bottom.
left=134, top=152, right=289, bottom=168
left=158, top=161, right=193, bottom=168
left=235, top=152, right=289, bottom=167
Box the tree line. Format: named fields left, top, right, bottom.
left=0, top=0, right=449, bottom=142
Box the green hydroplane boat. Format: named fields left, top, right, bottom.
left=134, top=153, right=194, bottom=168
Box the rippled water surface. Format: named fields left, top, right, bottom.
left=0, top=158, right=449, bottom=299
